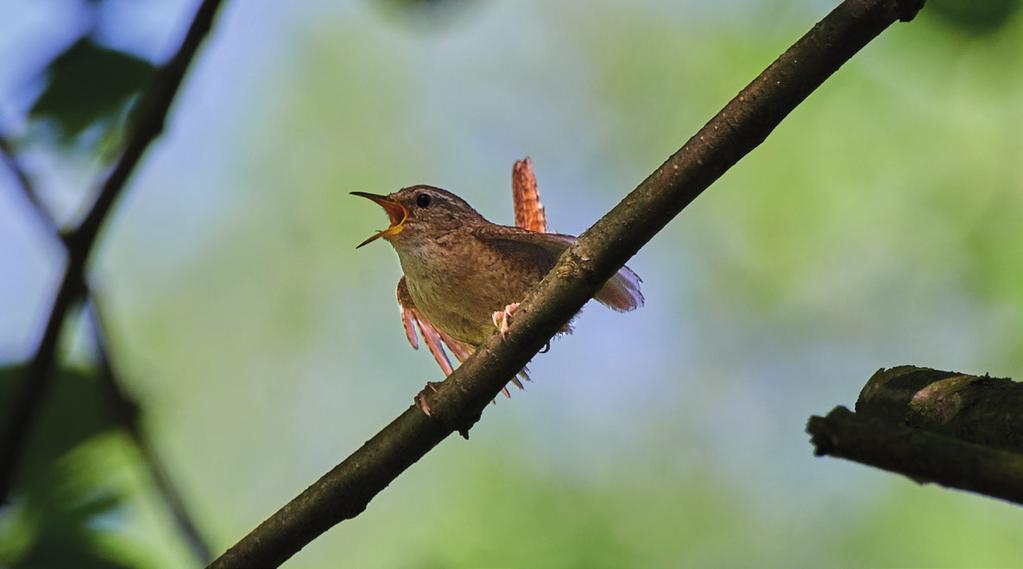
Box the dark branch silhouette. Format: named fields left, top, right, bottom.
left=808, top=366, right=1023, bottom=506
left=208, top=0, right=926, bottom=566
left=0, top=136, right=66, bottom=242
left=87, top=301, right=214, bottom=563
left=0, top=0, right=227, bottom=512
left=0, top=79, right=216, bottom=569
left=809, top=407, right=1023, bottom=505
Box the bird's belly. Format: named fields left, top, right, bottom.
left=403, top=267, right=538, bottom=346
left=405, top=277, right=500, bottom=346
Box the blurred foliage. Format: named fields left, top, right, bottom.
left=30, top=37, right=155, bottom=146
left=372, top=0, right=478, bottom=28
left=0, top=367, right=143, bottom=569
left=928, top=0, right=1023, bottom=34
left=377, top=0, right=468, bottom=9
left=3, top=1, right=1023, bottom=568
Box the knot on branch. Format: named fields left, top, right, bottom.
left=418, top=382, right=486, bottom=440
left=559, top=249, right=613, bottom=291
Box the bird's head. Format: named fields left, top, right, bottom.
left=352, top=185, right=485, bottom=249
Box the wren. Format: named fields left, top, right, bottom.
left=353, top=184, right=643, bottom=413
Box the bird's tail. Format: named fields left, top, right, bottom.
left=594, top=265, right=644, bottom=312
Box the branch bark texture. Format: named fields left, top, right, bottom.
left=808, top=406, right=1023, bottom=505
left=857, top=365, right=1023, bottom=453
left=808, top=366, right=1023, bottom=506
left=0, top=0, right=227, bottom=502
left=208, top=0, right=926, bottom=566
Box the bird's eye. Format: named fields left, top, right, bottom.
left=416, top=193, right=432, bottom=208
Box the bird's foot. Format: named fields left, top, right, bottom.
left=491, top=302, right=521, bottom=338
left=414, top=381, right=443, bottom=416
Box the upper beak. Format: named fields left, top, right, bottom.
left=351, top=192, right=409, bottom=248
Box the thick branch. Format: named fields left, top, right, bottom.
left=0, top=0, right=227, bottom=502
left=808, top=406, right=1023, bottom=505
left=808, top=366, right=1023, bottom=506
left=208, top=0, right=925, bottom=566
left=856, top=366, right=1023, bottom=453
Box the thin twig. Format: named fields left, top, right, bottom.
left=0, top=0, right=227, bottom=502
left=87, top=301, right=214, bottom=564
left=208, top=0, right=926, bottom=566
left=0, top=135, right=66, bottom=243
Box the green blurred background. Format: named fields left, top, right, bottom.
left=1, top=0, right=1022, bottom=567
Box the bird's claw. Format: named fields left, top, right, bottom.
left=415, top=381, right=443, bottom=416
left=491, top=302, right=521, bottom=338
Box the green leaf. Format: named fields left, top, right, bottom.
left=30, top=37, right=156, bottom=142
left=3, top=457, right=138, bottom=569
left=0, top=365, right=143, bottom=568
left=0, top=366, right=120, bottom=493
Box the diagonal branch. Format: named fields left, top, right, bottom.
left=208, top=0, right=926, bottom=566
left=0, top=0, right=227, bottom=502
left=0, top=136, right=66, bottom=242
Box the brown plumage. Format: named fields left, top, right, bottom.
left=353, top=166, right=643, bottom=410
left=512, top=157, right=547, bottom=233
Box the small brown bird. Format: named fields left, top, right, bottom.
left=353, top=163, right=642, bottom=412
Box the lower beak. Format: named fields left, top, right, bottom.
left=351, top=192, right=409, bottom=248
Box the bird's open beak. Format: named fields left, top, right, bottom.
left=351, top=192, right=409, bottom=248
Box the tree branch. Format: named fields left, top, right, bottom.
left=808, top=366, right=1023, bottom=505
left=808, top=406, right=1023, bottom=505
left=0, top=137, right=215, bottom=565
left=208, top=0, right=926, bottom=566
left=0, top=136, right=66, bottom=242
left=87, top=301, right=214, bottom=564
left=0, top=0, right=227, bottom=503
left=857, top=366, right=1023, bottom=452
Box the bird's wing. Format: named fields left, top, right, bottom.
left=508, top=158, right=641, bottom=310
left=471, top=227, right=645, bottom=312
left=512, top=158, right=547, bottom=233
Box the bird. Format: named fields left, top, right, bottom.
left=352, top=160, right=643, bottom=414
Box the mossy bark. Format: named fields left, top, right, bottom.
left=857, top=366, right=1023, bottom=453
left=809, top=366, right=1023, bottom=506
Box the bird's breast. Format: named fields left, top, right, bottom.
left=395, top=233, right=544, bottom=346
